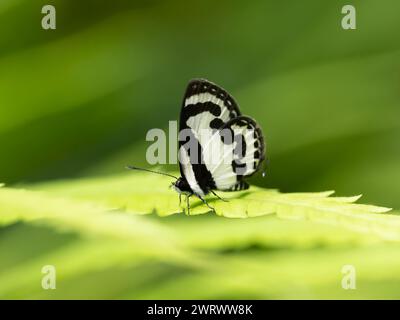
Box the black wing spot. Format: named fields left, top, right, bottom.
left=232, top=160, right=246, bottom=175
left=210, top=118, right=224, bottom=130
left=182, top=102, right=222, bottom=123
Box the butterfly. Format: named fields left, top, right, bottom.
left=128, top=79, right=265, bottom=213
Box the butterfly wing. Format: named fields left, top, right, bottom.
left=180, top=78, right=241, bottom=132
left=204, top=116, right=265, bottom=191
left=178, top=79, right=241, bottom=195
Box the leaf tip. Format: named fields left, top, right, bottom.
left=350, top=194, right=363, bottom=202
left=378, top=206, right=393, bottom=213
left=323, top=190, right=335, bottom=197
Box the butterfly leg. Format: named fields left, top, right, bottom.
left=185, top=194, right=192, bottom=215
left=210, top=190, right=229, bottom=202
left=197, top=195, right=215, bottom=212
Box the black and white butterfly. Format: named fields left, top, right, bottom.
left=128, top=79, right=265, bottom=213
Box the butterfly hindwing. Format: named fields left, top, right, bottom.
left=203, top=116, right=265, bottom=191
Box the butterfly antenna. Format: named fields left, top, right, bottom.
left=126, top=165, right=178, bottom=180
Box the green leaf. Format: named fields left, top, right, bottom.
left=0, top=173, right=399, bottom=299
left=0, top=186, right=194, bottom=264
left=28, top=172, right=398, bottom=240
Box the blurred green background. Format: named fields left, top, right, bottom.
left=1, top=0, right=400, bottom=299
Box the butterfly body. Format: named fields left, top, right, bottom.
left=173, top=79, right=266, bottom=212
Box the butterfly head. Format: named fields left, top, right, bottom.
left=171, top=177, right=192, bottom=195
